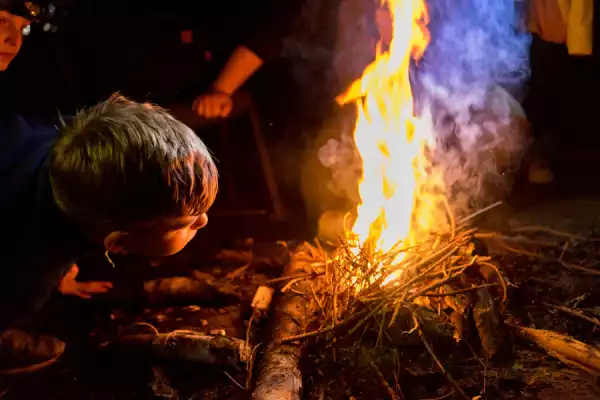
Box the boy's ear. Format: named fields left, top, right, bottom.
left=103, top=231, right=129, bottom=254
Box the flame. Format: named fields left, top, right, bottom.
left=340, top=0, right=437, bottom=285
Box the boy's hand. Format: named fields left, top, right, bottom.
left=59, top=265, right=113, bottom=299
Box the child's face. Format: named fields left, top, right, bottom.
left=0, top=11, right=30, bottom=71
left=106, top=213, right=209, bottom=257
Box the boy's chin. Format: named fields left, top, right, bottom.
left=132, top=243, right=190, bottom=258
left=0, top=60, right=11, bottom=72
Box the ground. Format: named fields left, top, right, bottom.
left=3, top=162, right=600, bottom=399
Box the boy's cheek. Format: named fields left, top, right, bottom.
left=193, top=213, right=209, bottom=230
left=128, top=230, right=197, bottom=257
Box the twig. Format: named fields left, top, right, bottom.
left=120, top=322, right=160, bottom=336
left=511, top=226, right=588, bottom=241
left=105, top=250, right=116, bottom=268
left=477, top=261, right=509, bottom=303
left=226, top=263, right=250, bottom=280
left=412, top=314, right=469, bottom=400
left=362, top=347, right=403, bottom=400
left=246, top=344, right=261, bottom=390
left=443, top=197, right=456, bottom=241
left=265, top=272, right=324, bottom=285
left=559, top=260, right=600, bottom=276
left=457, top=201, right=503, bottom=226
left=389, top=240, right=470, bottom=301
left=223, top=370, right=246, bottom=390
left=310, top=283, right=325, bottom=317
left=277, top=307, right=372, bottom=344
left=542, top=302, right=600, bottom=327
left=405, top=266, right=472, bottom=303
left=348, top=303, right=386, bottom=336
left=559, top=242, right=569, bottom=262
left=422, top=283, right=497, bottom=297
left=500, top=242, right=600, bottom=276
left=474, top=232, right=563, bottom=249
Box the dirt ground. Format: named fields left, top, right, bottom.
left=2, top=180, right=600, bottom=399
left=300, top=197, right=600, bottom=400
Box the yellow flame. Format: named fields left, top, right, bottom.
left=341, top=0, right=436, bottom=285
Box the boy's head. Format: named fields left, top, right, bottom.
left=49, top=94, right=219, bottom=257
left=0, top=1, right=38, bottom=71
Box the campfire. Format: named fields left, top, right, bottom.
left=86, top=2, right=600, bottom=399
left=289, top=0, right=502, bottom=346
left=252, top=0, right=600, bottom=399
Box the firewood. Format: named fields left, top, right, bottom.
left=103, top=331, right=250, bottom=368
left=251, top=248, right=310, bottom=400
left=251, top=286, right=275, bottom=316
left=510, top=324, right=600, bottom=376
left=143, top=277, right=220, bottom=305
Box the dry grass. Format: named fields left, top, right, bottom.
left=268, top=204, right=600, bottom=398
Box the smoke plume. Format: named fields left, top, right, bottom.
left=415, top=0, right=532, bottom=215
left=315, top=0, right=532, bottom=227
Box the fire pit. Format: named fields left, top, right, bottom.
left=251, top=0, right=600, bottom=397
left=252, top=202, right=508, bottom=399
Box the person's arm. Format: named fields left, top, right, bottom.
left=211, top=45, right=264, bottom=96
left=219, top=0, right=304, bottom=92
left=194, top=0, right=303, bottom=117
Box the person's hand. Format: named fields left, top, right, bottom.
left=59, top=264, right=113, bottom=299
left=193, top=90, right=233, bottom=119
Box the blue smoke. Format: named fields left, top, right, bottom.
left=414, top=0, right=532, bottom=212
left=418, top=0, right=531, bottom=100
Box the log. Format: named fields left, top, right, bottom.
left=510, top=324, right=600, bottom=376
left=143, top=277, right=220, bottom=305
left=251, top=247, right=311, bottom=400
left=103, top=331, right=250, bottom=368
left=99, top=275, right=237, bottom=307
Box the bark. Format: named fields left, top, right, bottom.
left=143, top=277, right=220, bottom=305
left=104, top=332, right=249, bottom=368
left=511, top=324, right=600, bottom=376
left=251, top=248, right=312, bottom=400
left=99, top=275, right=233, bottom=307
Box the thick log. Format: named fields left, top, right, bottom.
left=98, top=275, right=236, bottom=308
left=510, top=324, right=600, bottom=376
left=251, top=248, right=312, bottom=400
left=103, top=332, right=249, bottom=368
left=143, top=277, right=220, bottom=305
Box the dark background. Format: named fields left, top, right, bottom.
left=2, top=0, right=600, bottom=232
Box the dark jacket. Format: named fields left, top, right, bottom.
left=241, top=0, right=305, bottom=62
left=0, top=113, right=88, bottom=329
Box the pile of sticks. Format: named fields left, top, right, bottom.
left=253, top=206, right=600, bottom=399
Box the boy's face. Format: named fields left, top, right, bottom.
left=0, top=10, right=29, bottom=71
left=106, top=213, right=209, bottom=258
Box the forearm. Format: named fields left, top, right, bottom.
left=212, top=45, right=264, bottom=95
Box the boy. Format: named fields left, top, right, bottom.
left=0, top=2, right=219, bottom=373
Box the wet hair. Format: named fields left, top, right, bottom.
left=49, top=94, right=218, bottom=229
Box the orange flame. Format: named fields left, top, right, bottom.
left=340, top=0, right=437, bottom=285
